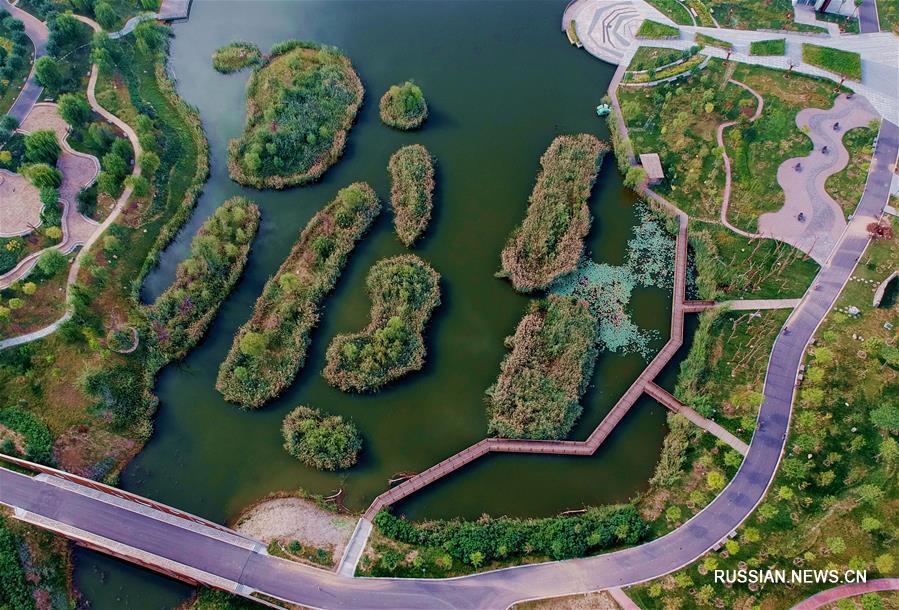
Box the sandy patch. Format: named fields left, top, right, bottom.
left=235, top=496, right=356, bottom=568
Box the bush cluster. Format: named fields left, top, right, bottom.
left=216, top=183, right=380, bottom=408
left=281, top=405, right=361, bottom=470
left=379, top=81, right=427, bottom=130
left=146, top=197, right=260, bottom=361
left=0, top=406, right=53, bottom=464
left=228, top=40, right=363, bottom=188
left=0, top=518, right=32, bottom=610
left=0, top=11, right=30, bottom=85
left=387, top=144, right=435, bottom=247
left=323, top=255, right=440, bottom=393
left=212, top=41, right=262, bottom=73
left=500, top=134, right=608, bottom=292
left=373, top=504, right=648, bottom=567
left=486, top=295, right=599, bottom=440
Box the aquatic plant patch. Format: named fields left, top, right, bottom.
left=145, top=197, right=260, bottom=361
left=387, top=144, right=435, bottom=247
left=500, top=134, right=608, bottom=292
left=228, top=40, right=363, bottom=188
left=212, top=41, right=262, bottom=73
left=282, top=405, right=361, bottom=470
left=323, top=255, right=440, bottom=393
left=216, top=183, right=380, bottom=408
left=379, top=81, right=428, bottom=130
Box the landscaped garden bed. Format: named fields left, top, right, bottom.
left=636, top=19, right=681, bottom=39
left=802, top=43, right=862, bottom=80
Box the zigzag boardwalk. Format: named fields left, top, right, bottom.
left=363, top=212, right=689, bottom=520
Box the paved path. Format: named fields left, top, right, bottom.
left=0, top=0, right=48, bottom=122
left=858, top=0, right=881, bottom=34
left=645, top=381, right=749, bottom=455
left=791, top=578, right=899, bottom=609
left=607, top=587, right=640, bottom=609
left=723, top=298, right=802, bottom=310
left=336, top=518, right=372, bottom=577
left=566, top=0, right=899, bottom=123
left=1, top=119, right=895, bottom=608
left=0, top=10, right=141, bottom=348
left=759, top=93, right=880, bottom=263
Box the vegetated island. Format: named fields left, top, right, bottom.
left=387, top=144, right=435, bottom=247
left=486, top=295, right=598, bottom=440
left=216, top=183, right=380, bottom=408
left=323, top=254, right=440, bottom=393
left=212, top=41, right=262, bottom=73
left=228, top=40, right=364, bottom=189
left=379, top=80, right=428, bottom=130
left=145, top=197, right=260, bottom=362
left=282, top=405, right=362, bottom=470
left=500, top=133, right=608, bottom=292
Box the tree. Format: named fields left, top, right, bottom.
left=36, top=249, right=67, bottom=276
left=239, top=331, right=267, bottom=357
left=21, top=163, right=63, bottom=188
left=124, top=174, right=149, bottom=196
left=624, top=165, right=647, bottom=190
left=281, top=405, right=362, bottom=470
left=94, top=1, right=117, bottom=30
left=134, top=21, right=165, bottom=55
left=22, top=282, right=36, bottom=295
left=49, top=13, right=80, bottom=51
left=860, top=516, right=881, bottom=533
left=139, top=150, right=160, bottom=176
left=58, top=93, right=91, bottom=128
left=874, top=553, right=894, bottom=574
left=34, top=56, right=63, bottom=90
left=870, top=401, right=899, bottom=432
left=706, top=470, right=725, bottom=491
left=24, top=130, right=61, bottom=164
left=826, top=536, right=846, bottom=554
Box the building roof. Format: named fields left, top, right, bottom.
left=639, top=153, right=664, bottom=180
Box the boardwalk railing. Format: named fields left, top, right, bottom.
left=363, top=213, right=689, bottom=520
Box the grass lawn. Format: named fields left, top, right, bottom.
left=879, top=0, right=899, bottom=34
left=628, top=46, right=694, bottom=72
left=802, top=43, right=863, bottom=80
left=629, top=219, right=899, bottom=608
left=703, top=0, right=828, bottom=33
left=695, top=32, right=734, bottom=50
left=749, top=38, right=786, bottom=56
left=825, top=122, right=878, bottom=216
left=636, top=19, right=681, bottom=39
left=643, top=0, right=694, bottom=25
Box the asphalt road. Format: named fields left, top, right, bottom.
left=1, top=0, right=48, bottom=123
left=1, top=121, right=897, bottom=609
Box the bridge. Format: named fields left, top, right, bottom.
left=1, top=120, right=896, bottom=609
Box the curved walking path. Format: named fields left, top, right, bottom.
left=718, top=78, right=766, bottom=240
left=0, top=118, right=895, bottom=610
left=758, top=93, right=880, bottom=263
left=791, top=578, right=899, bottom=609
left=0, top=103, right=101, bottom=287
left=0, top=11, right=142, bottom=348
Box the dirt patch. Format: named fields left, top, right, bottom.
left=53, top=426, right=138, bottom=480
left=234, top=496, right=356, bottom=569
left=512, top=591, right=620, bottom=610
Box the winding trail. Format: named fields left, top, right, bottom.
left=0, top=11, right=142, bottom=347
left=791, top=578, right=899, bottom=609
left=717, top=78, right=766, bottom=239
left=0, top=0, right=48, bottom=122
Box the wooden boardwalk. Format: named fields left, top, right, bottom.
left=363, top=213, right=689, bottom=520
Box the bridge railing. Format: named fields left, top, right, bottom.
left=0, top=452, right=240, bottom=537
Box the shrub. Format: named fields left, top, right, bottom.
left=372, top=504, right=647, bottom=567
left=0, top=406, right=53, bottom=463
left=94, top=1, right=117, bottom=30
left=323, top=255, right=441, bottom=392
left=216, top=183, right=380, bottom=408
left=486, top=295, right=599, bottom=439
left=228, top=40, right=364, bottom=188
left=146, top=197, right=261, bottom=361
left=387, top=144, right=435, bottom=247
left=281, top=405, right=361, bottom=470
left=500, top=134, right=608, bottom=291
left=212, top=41, right=261, bottom=73
left=379, top=81, right=428, bottom=130
left=35, top=249, right=67, bottom=276
left=34, top=55, right=62, bottom=90
left=0, top=518, right=33, bottom=610
left=20, top=162, right=62, bottom=188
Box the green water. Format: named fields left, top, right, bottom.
left=73, top=1, right=679, bottom=606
